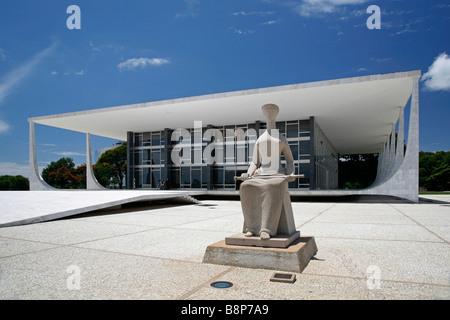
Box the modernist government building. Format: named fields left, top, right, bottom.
left=28, top=70, right=421, bottom=202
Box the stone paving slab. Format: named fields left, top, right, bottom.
left=0, top=194, right=448, bottom=301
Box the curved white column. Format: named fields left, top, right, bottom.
left=28, top=121, right=56, bottom=190
left=86, top=133, right=107, bottom=190
left=363, top=75, right=420, bottom=202
left=394, top=106, right=405, bottom=169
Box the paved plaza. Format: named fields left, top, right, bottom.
left=0, top=192, right=449, bottom=300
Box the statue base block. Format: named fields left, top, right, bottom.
left=225, top=231, right=300, bottom=248
left=202, top=236, right=317, bottom=273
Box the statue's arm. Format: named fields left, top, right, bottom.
left=282, top=139, right=295, bottom=176
left=241, top=142, right=259, bottom=178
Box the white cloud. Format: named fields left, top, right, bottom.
left=228, top=27, right=255, bottom=35
left=117, top=58, right=170, bottom=71
left=390, top=29, right=417, bottom=37
left=0, top=42, right=56, bottom=106
left=0, top=48, right=6, bottom=61
left=422, top=53, right=450, bottom=92
left=262, top=19, right=280, bottom=25
left=51, top=70, right=85, bottom=77
left=0, top=162, right=29, bottom=177
left=0, top=119, right=10, bottom=133
left=175, top=0, right=200, bottom=18
left=295, top=0, right=369, bottom=17
left=370, top=57, right=390, bottom=63
left=238, top=29, right=255, bottom=34
left=0, top=43, right=56, bottom=134
left=89, top=41, right=125, bottom=53
left=52, top=151, right=85, bottom=157
left=232, top=10, right=275, bottom=16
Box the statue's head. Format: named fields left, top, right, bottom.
left=262, top=104, right=279, bottom=121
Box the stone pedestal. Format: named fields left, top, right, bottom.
left=202, top=236, right=318, bottom=273
left=225, top=231, right=300, bottom=248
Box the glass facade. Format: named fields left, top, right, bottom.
left=314, top=122, right=339, bottom=189
left=128, top=119, right=315, bottom=190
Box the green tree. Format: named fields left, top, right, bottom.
left=419, top=151, right=450, bottom=191
left=95, top=142, right=127, bottom=189
left=42, top=157, right=84, bottom=189
left=0, top=175, right=30, bottom=190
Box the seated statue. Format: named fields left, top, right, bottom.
left=239, top=104, right=297, bottom=240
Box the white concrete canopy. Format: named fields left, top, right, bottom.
left=29, top=70, right=420, bottom=155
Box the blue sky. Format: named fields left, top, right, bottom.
left=0, top=0, right=449, bottom=177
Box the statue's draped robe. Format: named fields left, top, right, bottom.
left=240, top=131, right=294, bottom=236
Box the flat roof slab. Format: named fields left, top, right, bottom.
left=29, top=70, right=421, bottom=154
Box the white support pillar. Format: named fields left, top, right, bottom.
left=28, top=121, right=55, bottom=190
left=363, top=74, right=420, bottom=202
left=380, top=141, right=389, bottom=181
left=387, top=124, right=396, bottom=176
left=373, top=146, right=383, bottom=186
left=86, top=133, right=107, bottom=190
left=394, top=106, right=405, bottom=169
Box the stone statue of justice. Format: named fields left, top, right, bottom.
left=234, top=104, right=303, bottom=242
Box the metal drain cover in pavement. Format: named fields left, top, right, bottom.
left=270, top=272, right=296, bottom=283
left=210, top=281, right=233, bottom=288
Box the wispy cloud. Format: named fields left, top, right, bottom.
left=228, top=27, right=255, bottom=35
left=52, top=151, right=85, bottom=157
left=390, top=27, right=417, bottom=37
left=370, top=57, right=390, bottom=63
left=294, top=0, right=369, bottom=17
left=0, top=161, right=30, bottom=177
left=0, top=43, right=56, bottom=106
left=175, top=0, right=200, bottom=19
left=117, top=58, right=170, bottom=71
left=232, top=10, right=275, bottom=16
left=261, top=19, right=281, bottom=25
left=0, top=119, right=10, bottom=133
left=422, top=53, right=450, bottom=92
left=89, top=41, right=125, bottom=53
left=0, top=42, right=56, bottom=134
left=0, top=48, right=7, bottom=61
left=51, top=70, right=85, bottom=76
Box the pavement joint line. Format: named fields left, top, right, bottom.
left=0, top=246, right=65, bottom=260
left=297, top=203, right=338, bottom=228
left=386, top=202, right=449, bottom=245
left=65, top=243, right=209, bottom=265
left=80, top=212, right=241, bottom=229
left=300, top=271, right=450, bottom=288
left=0, top=234, right=66, bottom=247
left=0, top=224, right=165, bottom=248
left=302, top=220, right=423, bottom=226
left=177, top=266, right=236, bottom=300
left=3, top=239, right=448, bottom=292
left=0, top=218, right=231, bottom=255
left=311, top=235, right=446, bottom=244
